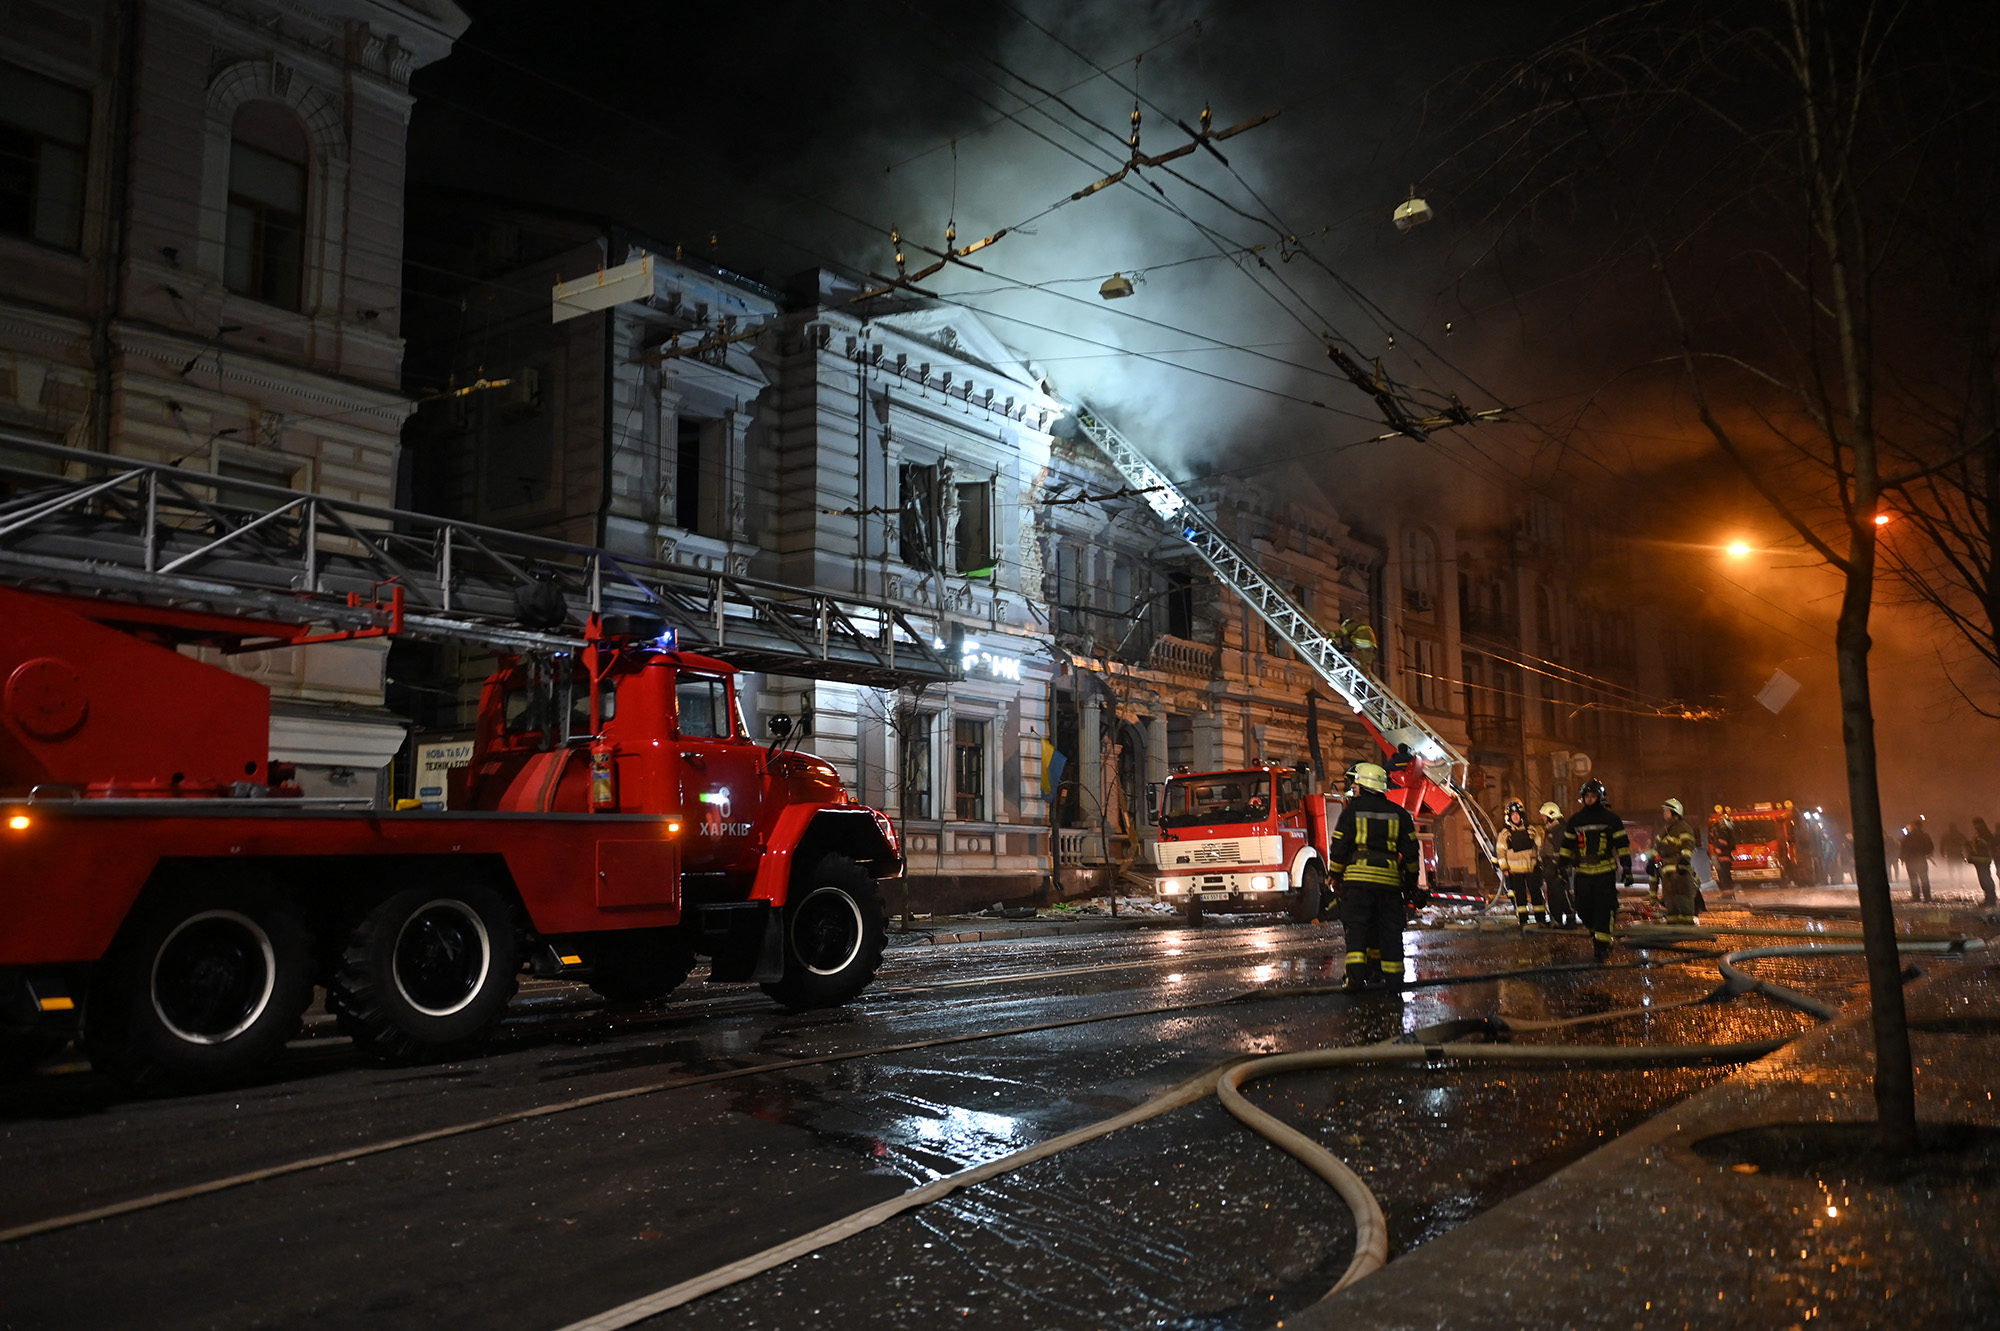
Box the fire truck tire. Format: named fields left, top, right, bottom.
left=760, top=855, right=886, bottom=1011
left=1291, top=863, right=1326, bottom=924
left=588, top=929, right=697, bottom=1004
left=1184, top=896, right=1205, bottom=926
left=86, top=888, right=315, bottom=1091
left=330, top=883, right=520, bottom=1062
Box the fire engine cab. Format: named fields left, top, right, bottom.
left=1711, top=801, right=1829, bottom=885
left=1151, top=765, right=1331, bottom=924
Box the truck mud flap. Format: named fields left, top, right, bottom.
left=698, top=903, right=785, bottom=984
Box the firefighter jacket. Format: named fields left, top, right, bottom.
left=1327, top=789, right=1420, bottom=892
left=1561, top=804, right=1632, bottom=879
left=1539, top=821, right=1567, bottom=876
left=1499, top=823, right=1542, bottom=876
left=1653, top=815, right=1697, bottom=880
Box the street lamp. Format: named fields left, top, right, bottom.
left=1726, top=541, right=1752, bottom=557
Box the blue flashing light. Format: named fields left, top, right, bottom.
left=654, top=627, right=679, bottom=652
left=1182, top=524, right=1200, bottom=541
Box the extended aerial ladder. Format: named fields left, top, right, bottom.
left=1066, top=404, right=1500, bottom=870
left=0, top=433, right=957, bottom=689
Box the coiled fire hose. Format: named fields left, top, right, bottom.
left=554, top=929, right=1982, bottom=1331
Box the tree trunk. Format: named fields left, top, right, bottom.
left=1834, top=527, right=1918, bottom=1154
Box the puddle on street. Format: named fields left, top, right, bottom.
left=664, top=928, right=1944, bottom=1330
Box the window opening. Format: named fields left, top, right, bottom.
left=224, top=103, right=307, bottom=310
left=899, top=709, right=935, bottom=819
left=953, top=718, right=986, bottom=821
left=0, top=61, right=90, bottom=250
left=954, top=479, right=994, bottom=574
left=899, top=462, right=940, bottom=568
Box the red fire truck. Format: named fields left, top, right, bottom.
left=0, top=586, right=900, bottom=1088
left=1710, top=801, right=1830, bottom=885
left=1150, top=761, right=1444, bottom=923
left=1152, top=765, right=1331, bottom=924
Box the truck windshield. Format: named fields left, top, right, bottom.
left=1161, top=774, right=1271, bottom=829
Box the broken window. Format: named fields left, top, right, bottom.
left=899, top=462, right=941, bottom=568
left=954, top=479, right=993, bottom=574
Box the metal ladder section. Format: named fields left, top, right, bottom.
left=1069, top=404, right=1499, bottom=868
left=0, top=434, right=956, bottom=689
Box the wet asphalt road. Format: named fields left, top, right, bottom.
left=0, top=908, right=1855, bottom=1331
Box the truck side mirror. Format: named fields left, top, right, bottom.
left=1145, top=782, right=1161, bottom=825
left=768, top=714, right=793, bottom=738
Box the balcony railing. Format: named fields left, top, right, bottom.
left=1148, top=633, right=1219, bottom=677
left=1468, top=713, right=1524, bottom=751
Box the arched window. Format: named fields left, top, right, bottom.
left=224, top=102, right=307, bottom=310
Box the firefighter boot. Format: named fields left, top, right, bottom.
left=1342, top=951, right=1377, bottom=992
left=1592, top=932, right=1614, bottom=963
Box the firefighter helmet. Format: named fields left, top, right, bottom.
left=1579, top=778, right=1608, bottom=803
left=1538, top=801, right=1563, bottom=821
left=1352, top=762, right=1390, bottom=793
left=1662, top=797, right=1684, bottom=817
left=1504, top=799, right=1527, bottom=826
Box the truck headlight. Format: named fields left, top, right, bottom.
left=1161, top=879, right=1183, bottom=894
left=1251, top=875, right=1272, bottom=890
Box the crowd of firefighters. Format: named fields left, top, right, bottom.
left=1321, top=766, right=1709, bottom=991
left=1892, top=815, right=2000, bottom=907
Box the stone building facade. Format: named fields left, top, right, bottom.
left=400, top=196, right=1730, bottom=904
left=0, top=0, right=465, bottom=796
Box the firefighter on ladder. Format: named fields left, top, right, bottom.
left=1499, top=800, right=1547, bottom=926
left=1328, top=761, right=1420, bottom=991
left=1652, top=797, right=1700, bottom=923
left=1560, top=778, right=1632, bottom=962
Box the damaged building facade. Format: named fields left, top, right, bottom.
left=402, top=197, right=1714, bottom=906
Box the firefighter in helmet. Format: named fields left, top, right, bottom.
left=1338, top=618, right=1379, bottom=675
left=1538, top=801, right=1573, bottom=927
left=1652, top=797, right=1700, bottom=923
left=1327, top=761, right=1420, bottom=991
left=1560, top=777, right=1632, bottom=961
left=1499, top=799, right=1547, bottom=926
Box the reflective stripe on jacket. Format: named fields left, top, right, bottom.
left=1328, top=790, right=1419, bottom=890
left=1561, top=808, right=1632, bottom=877
left=1655, top=817, right=1696, bottom=869
left=1499, top=825, right=1541, bottom=876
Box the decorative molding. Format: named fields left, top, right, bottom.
left=206, top=57, right=347, bottom=160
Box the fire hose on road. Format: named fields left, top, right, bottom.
left=554, top=930, right=1983, bottom=1331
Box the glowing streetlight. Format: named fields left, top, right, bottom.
left=1873, top=513, right=1891, bottom=526
left=1726, top=541, right=1752, bottom=557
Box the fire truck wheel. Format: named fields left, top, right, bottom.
left=331, top=883, right=520, bottom=1062
left=1291, top=863, right=1326, bottom=924
left=86, top=889, right=314, bottom=1091
left=760, top=855, right=886, bottom=1011
left=1184, top=895, right=1205, bottom=926
left=588, top=929, right=697, bottom=1004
